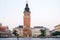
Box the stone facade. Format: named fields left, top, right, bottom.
left=54, top=24, right=60, bottom=31
left=13, top=25, right=23, bottom=37
left=31, top=26, right=51, bottom=37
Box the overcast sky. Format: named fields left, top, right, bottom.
left=0, top=0, right=60, bottom=30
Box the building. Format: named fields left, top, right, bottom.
left=23, top=2, right=32, bottom=37
left=12, top=1, right=51, bottom=38
left=54, top=24, right=60, bottom=31
left=31, top=26, right=51, bottom=37
left=13, top=25, right=51, bottom=37
left=45, top=28, right=51, bottom=37
left=13, top=25, right=23, bottom=37
left=0, top=23, right=12, bottom=37
left=13, top=1, right=32, bottom=37
left=0, top=26, right=7, bottom=32
left=0, top=23, right=7, bottom=32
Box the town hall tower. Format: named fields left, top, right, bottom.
left=23, top=2, right=32, bottom=37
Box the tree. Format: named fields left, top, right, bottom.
left=52, top=31, right=60, bottom=36
left=37, top=29, right=46, bottom=37
left=13, top=30, right=19, bottom=40
left=13, top=30, right=19, bottom=36
left=40, top=30, right=46, bottom=37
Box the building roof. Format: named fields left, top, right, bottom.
left=14, top=25, right=23, bottom=29
left=55, top=24, right=60, bottom=27
left=19, top=25, right=23, bottom=28
left=0, top=26, right=7, bottom=32
left=34, top=26, right=44, bottom=28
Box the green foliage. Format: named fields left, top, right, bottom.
left=37, top=29, right=46, bottom=37
left=13, top=30, right=19, bottom=36
left=52, top=31, right=60, bottom=36
left=40, top=30, right=46, bottom=37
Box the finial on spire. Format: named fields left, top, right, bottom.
left=26, top=0, right=28, bottom=4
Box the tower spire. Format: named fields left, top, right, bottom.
left=24, top=0, right=30, bottom=12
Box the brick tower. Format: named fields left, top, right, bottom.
left=23, top=2, right=32, bottom=37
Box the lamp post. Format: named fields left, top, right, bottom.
left=17, top=34, right=19, bottom=40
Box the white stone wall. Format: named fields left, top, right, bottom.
left=31, top=28, right=51, bottom=37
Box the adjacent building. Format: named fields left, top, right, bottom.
left=13, top=25, right=23, bottom=37
left=31, top=26, right=51, bottom=37
left=0, top=23, right=12, bottom=37
left=54, top=24, right=60, bottom=31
